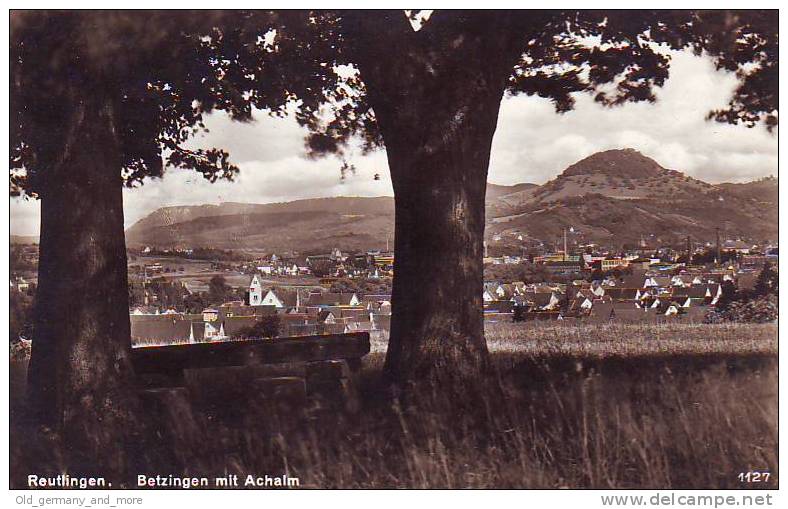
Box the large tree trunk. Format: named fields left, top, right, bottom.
left=344, top=11, right=529, bottom=387
left=381, top=92, right=504, bottom=386
left=28, top=94, right=139, bottom=477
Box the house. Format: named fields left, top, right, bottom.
left=279, top=313, right=317, bottom=336
left=522, top=291, right=561, bottom=311
left=203, top=320, right=226, bottom=340
left=317, top=310, right=336, bottom=324
left=628, top=257, right=652, bottom=270
left=723, top=240, right=752, bottom=254
left=218, top=302, right=277, bottom=320
left=701, top=284, right=722, bottom=305
left=662, top=302, right=682, bottom=316
left=543, top=260, right=584, bottom=275
left=484, top=300, right=514, bottom=313
left=131, top=306, right=160, bottom=315
left=483, top=282, right=499, bottom=302
left=257, top=287, right=302, bottom=309
left=362, top=294, right=392, bottom=313
left=202, top=308, right=219, bottom=322
left=306, top=292, right=360, bottom=307
left=619, top=271, right=646, bottom=289
left=604, top=288, right=639, bottom=301
left=248, top=274, right=265, bottom=305
left=496, top=284, right=516, bottom=299
left=589, top=283, right=606, bottom=297
left=600, top=258, right=629, bottom=271
left=344, top=320, right=372, bottom=333
left=131, top=314, right=202, bottom=344
left=567, top=297, right=593, bottom=315
left=221, top=316, right=263, bottom=338
left=587, top=301, right=615, bottom=322
left=339, top=308, right=370, bottom=321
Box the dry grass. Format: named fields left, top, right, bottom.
left=486, top=322, right=778, bottom=357
left=10, top=323, right=778, bottom=489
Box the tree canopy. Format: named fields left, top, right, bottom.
left=11, top=10, right=777, bottom=198
left=11, top=11, right=241, bottom=197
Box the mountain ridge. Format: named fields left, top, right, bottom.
left=124, top=151, right=777, bottom=251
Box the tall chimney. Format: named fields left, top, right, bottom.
left=563, top=228, right=568, bottom=261
left=716, top=228, right=721, bottom=265
left=686, top=235, right=691, bottom=264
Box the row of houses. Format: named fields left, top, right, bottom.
left=250, top=249, right=394, bottom=279
left=483, top=268, right=740, bottom=323
left=131, top=274, right=393, bottom=344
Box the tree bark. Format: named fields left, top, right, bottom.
left=28, top=93, right=139, bottom=478
left=381, top=89, right=506, bottom=386
left=343, top=11, right=527, bottom=387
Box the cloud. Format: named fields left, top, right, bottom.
left=488, top=50, right=777, bottom=185
left=10, top=50, right=777, bottom=236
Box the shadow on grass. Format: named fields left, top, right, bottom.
left=10, top=327, right=778, bottom=489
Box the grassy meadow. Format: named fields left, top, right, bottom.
left=10, top=322, right=778, bottom=489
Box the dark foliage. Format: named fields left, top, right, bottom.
left=184, top=293, right=210, bottom=315
left=706, top=263, right=778, bottom=323
left=208, top=276, right=230, bottom=304
left=329, top=277, right=392, bottom=296
left=233, top=315, right=281, bottom=339
left=10, top=11, right=265, bottom=197
left=10, top=245, right=38, bottom=272
left=692, top=249, right=739, bottom=265
left=753, top=261, right=778, bottom=297
left=309, top=259, right=336, bottom=278
left=10, top=287, right=36, bottom=343
left=484, top=262, right=551, bottom=284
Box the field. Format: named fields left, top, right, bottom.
left=10, top=323, right=778, bottom=489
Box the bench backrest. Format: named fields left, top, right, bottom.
left=131, top=332, right=370, bottom=376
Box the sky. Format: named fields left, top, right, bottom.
left=9, top=49, right=778, bottom=237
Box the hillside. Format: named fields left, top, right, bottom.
left=487, top=149, right=777, bottom=247
left=126, top=151, right=777, bottom=251
left=125, top=183, right=541, bottom=252
left=126, top=196, right=397, bottom=252
left=716, top=177, right=777, bottom=205
left=486, top=182, right=538, bottom=199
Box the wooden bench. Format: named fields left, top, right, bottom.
left=131, top=332, right=371, bottom=414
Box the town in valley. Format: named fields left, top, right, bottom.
left=10, top=218, right=778, bottom=347
left=10, top=149, right=778, bottom=347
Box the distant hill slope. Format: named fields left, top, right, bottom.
left=126, top=183, right=540, bottom=252
left=486, top=182, right=538, bottom=199
left=125, top=196, right=397, bottom=252
left=716, top=177, right=777, bottom=205
left=487, top=149, right=777, bottom=246
left=10, top=235, right=38, bottom=245
left=126, top=151, right=777, bottom=251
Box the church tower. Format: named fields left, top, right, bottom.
left=248, top=274, right=263, bottom=306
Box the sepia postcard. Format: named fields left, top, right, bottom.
left=6, top=4, right=780, bottom=504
